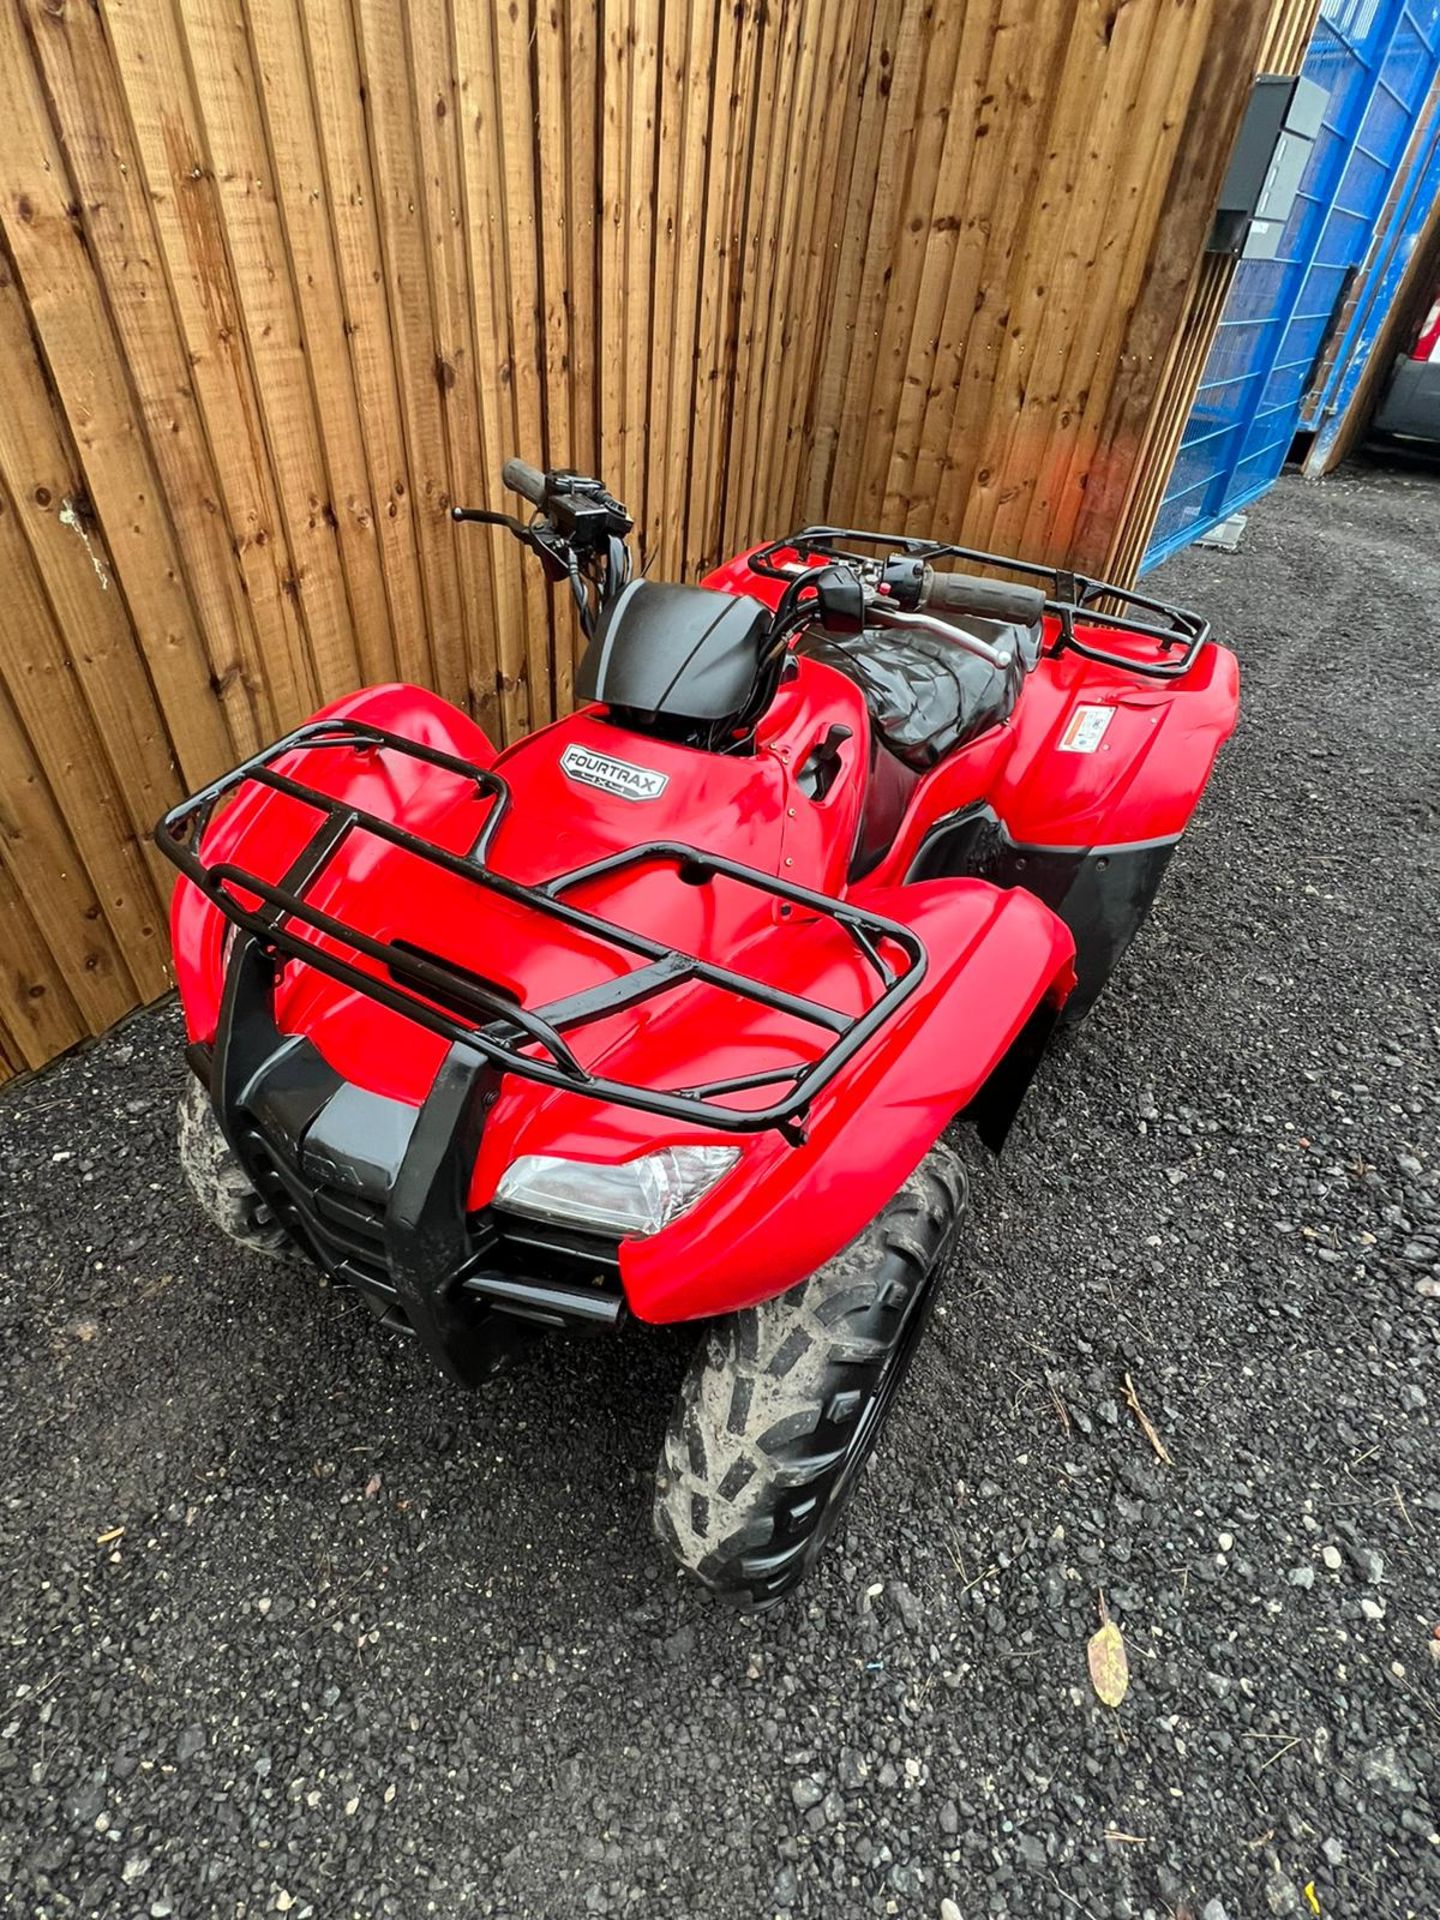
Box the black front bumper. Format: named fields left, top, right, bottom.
left=202, top=936, right=626, bottom=1385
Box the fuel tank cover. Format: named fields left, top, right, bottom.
left=578, top=580, right=771, bottom=723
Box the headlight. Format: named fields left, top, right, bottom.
left=494, top=1145, right=740, bottom=1238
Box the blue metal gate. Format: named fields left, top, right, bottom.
left=1145, top=0, right=1440, bottom=567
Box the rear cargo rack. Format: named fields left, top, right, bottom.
left=749, top=525, right=1212, bottom=681
left=155, top=719, right=927, bottom=1145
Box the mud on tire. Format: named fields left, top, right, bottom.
left=177, top=1077, right=297, bottom=1261
left=653, top=1142, right=967, bottom=1611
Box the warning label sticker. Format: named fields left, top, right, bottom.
left=1057, top=705, right=1114, bottom=754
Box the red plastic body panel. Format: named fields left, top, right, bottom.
left=171, top=683, right=499, bottom=1057
left=615, top=884, right=1072, bottom=1320
left=171, top=547, right=1236, bottom=1327
left=706, top=548, right=1240, bottom=873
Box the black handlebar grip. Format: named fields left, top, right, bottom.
left=922, top=568, right=1047, bottom=627
left=502, top=457, right=547, bottom=507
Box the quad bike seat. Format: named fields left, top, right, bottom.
left=798, top=611, right=1043, bottom=873
left=798, top=610, right=1042, bottom=770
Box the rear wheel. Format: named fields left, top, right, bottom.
left=653, top=1142, right=966, bottom=1611
left=177, top=1077, right=297, bottom=1261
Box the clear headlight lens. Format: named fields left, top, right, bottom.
left=494, top=1145, right=740, bottom=1238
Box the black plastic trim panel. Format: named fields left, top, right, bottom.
left=208, top=931, right=626, bottom=1385
left=910, top=805, right=1176, bottom=1023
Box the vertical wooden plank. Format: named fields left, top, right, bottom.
left=798, top=0, right=898, bottom=524
left=407, top=0, right=505, bottom=735
left=534, top=0, right=574, bottom=477
left=535, top=0, right=582, bottom=706
left=0, top=8, right=236, bottom=789
left=599, top=0, right=631, bottom=507
left=753, top=0, right=855, bottom=535
left=235, top=0, right=400, bottom=692
left=21, top=0, right=270, bottom=757
left=873, top=1, right=991, bottom=526
left=345, top=0, right=473, bottom=706
left=645, top=0, right=688, bottom=577
left=1260, top=0, right=1322, bottom=73
left=566, top=0, right=601, bottom=483
left=812, top=0, right=928, bottom=532
left=291, top=0, right=435, bottom=690
left=0, top=860, right=89, bottom=1072
left=452, top=0, right=533, bottom=741
left=719, top=0, right=798, bottom=554
left=846, top=0, right=969, bottom=530
left=0, top=672, right=144, bottom=1034
left=0, top=249, right=182, bottom=877
left=657, top=0, right=717, bottom=579
left=0, top=468, right=171, bottom=1002
left=1012, top=0, right=1202, bottom=563
left=961, top=0, right=1164, bottom=558
left=737, top=0, right=826, bottom=544
left=100, top=0, right=318, bottom=734
left=723, top=0, right=802, bottom=552
left=774, top=0, right=873, bottom=532
left=924, top=1, right=1072, bottom=544
left=178, top=0, right=363, bottom=704
left=899, top=0, right=1013, bottom=532
left=492, top=0, right=554, bottom=726
left=687, top=0, right=763, bottom=574
left=622, top=0, right=660, bottom=551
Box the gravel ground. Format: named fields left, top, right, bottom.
left=2, top=467, right=1438, bottom=1920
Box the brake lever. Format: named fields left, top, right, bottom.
left=450, top=505, right=529, bottom=534
left=450, top=504, right=577, bottom=583
left=871, top=605, right=1014, bottom=673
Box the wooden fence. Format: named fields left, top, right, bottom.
left=0, top=0, right=1311, bottom=1083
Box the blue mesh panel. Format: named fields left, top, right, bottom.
left=1146, top=0, right=1440, bottom=567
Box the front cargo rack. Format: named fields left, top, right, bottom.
left=155, top=718, right=927, bottom=1146
left=748, top=524, right=1213, bottom=681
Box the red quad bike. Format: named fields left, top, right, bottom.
left=158, top=458, right=1238, bottom=1612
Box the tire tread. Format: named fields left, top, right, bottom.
left=653, top=1145, right=966, bottom=1611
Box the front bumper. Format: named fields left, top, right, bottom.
left=204, top=936, right=626, bottom=1385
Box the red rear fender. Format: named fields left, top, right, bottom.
left=991, top=638, right=1240, bottom=847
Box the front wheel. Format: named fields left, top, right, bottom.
left=653, top=1142, right=966, bottom=1612
left=177, top=1077, right=297, bottom=1261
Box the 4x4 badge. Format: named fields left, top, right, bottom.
left=560, top=743, right=669, bottom=802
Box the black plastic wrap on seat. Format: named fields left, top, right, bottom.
left=797, top=614, right=1042, bottom=769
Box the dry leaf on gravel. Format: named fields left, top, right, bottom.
left=1087, top=1597, right=1130, bottom=1708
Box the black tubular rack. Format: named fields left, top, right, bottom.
left=748, top=525, right=1213, bottom=681
left=155, top=718, right=928, bottom=1146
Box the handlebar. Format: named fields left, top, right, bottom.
left=452, top=457, right=633, bottom=642
left=502, top=457, right=548, bottom=508
left=467, top=463, right=1045, bottom=679
left=920, top=567, right=1046, bottom=627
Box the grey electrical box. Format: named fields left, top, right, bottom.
left=1208, top=74, right=1328, bottom=259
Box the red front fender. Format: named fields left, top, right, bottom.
left=170, top=683, right=498, bottom=1046
left=620, top=880, right=1074, bottom=1323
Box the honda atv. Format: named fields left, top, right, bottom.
left=157, top=458, right=1237, bottom=1611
